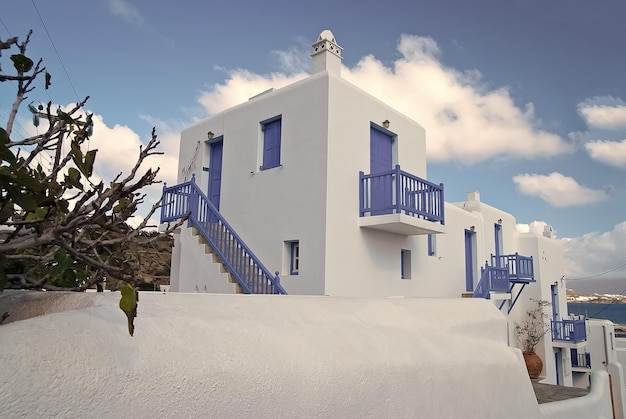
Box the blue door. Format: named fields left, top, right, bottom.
left=494, top=224, right=503, bottom=266
left=370, top=127, right=393, bottom=215
left=465, top=230, right=475, bottom=291
left=551, top=284, right=559, bottom=321
left=208, top=140, right=223, bottom=211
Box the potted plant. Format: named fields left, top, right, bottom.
left=514, top=298, right=551, bottom=379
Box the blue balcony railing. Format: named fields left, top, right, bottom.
left=359, top=165, right=444, bottom=223
left=552, top=319, right=587, bottom=343
left=571, top=349, right=591, bottom=368
left=491, top=253, right=534, bottom=282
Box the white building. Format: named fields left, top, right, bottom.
left=161, top=30, right=624, bottom=407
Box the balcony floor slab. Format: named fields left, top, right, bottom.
left=359, top=213, right=446, bottom=236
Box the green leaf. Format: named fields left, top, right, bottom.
left=83, top=150, right=97, bottom=177
left=4, top=184, right=37, bottom=212
left=113, top=197, right=129, bottom=214
left=0, top=202, right=14, bottom=223
left=0, top=143, right=16, bottom=164
left=65, top=167, right=83, bottom=190
left=119, top=284, right=137, bottom=312
left=10, top=54, right=34, bottom=73
left=119, top=284, right=138, bottom=336
left=0, top=128, right=9, bottom=145
left=58, top=112, right=75, bottom=126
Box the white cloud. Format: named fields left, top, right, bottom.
left=577, top=96, right=626, bottom=130
left=584, top=138, right=626, bottom=168
left=196, top=34, right=571, bottom=164
left=107, top=0, right=144, bottom=25
left=562, top=221, right=626, bottom=281
left=516, top=220, right=551, bottom=236
left=198, top=70, right=307, bottom=115
left=512, top=172, right=608, bottom=207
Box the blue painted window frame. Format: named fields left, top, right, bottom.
left=428, top=234, right=436, bottom=256
left=494, top=223, right=503, bottom=258
left=290, top=241, right=300, bottom=275
left=260, top=115, right=282, bottom=170
left=401, top=249, right=411, bottom=279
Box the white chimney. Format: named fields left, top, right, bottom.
left=312, top=30, right=342, bottom=76
left=467, top=191, right=481, bottom=202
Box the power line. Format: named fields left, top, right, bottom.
left=567, top=261, right=626, bottom=281
left=30, top=0, right=81, bottom=102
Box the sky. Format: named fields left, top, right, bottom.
left=2, top=0, right=626, bottom=293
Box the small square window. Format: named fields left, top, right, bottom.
left=261, top=116, right=281, bottom=170
left=290, top=241, right=300, bottom=275
left=401, top=249, right=411, bottom=279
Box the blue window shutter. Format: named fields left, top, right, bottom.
left=262, top=118, right=281, bottom=170
left=428, top=234, right=436, bottom=256
left=290, top=241, right=299, bottom=275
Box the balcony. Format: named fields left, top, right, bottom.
left=491, top=253, right=534, bottom=283
left=571, top=349, right=591, bottom=369
left=552, top=319, right=587, bottom=347
left=359, top=165, right=445, bottom=236
left=473, top=254, right=535, bottom=313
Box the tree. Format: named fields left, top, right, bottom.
left=0, top=31, right=184, bottom=293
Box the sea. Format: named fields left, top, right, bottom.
left=567, top=303, right=626, bottom=326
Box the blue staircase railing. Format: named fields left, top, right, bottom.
left=161, top=175, right=287, bottom=295
left=473, top=263, right=509, bottom=299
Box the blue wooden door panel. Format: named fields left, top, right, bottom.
left=465, top=230, right=474, bottom=291
left=262, top=119, right=281, bottom=169
left=370, top=127, right=393, bottom=215
left=208, top=140, right=223, bottom=212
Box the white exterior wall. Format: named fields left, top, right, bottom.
left=173, top=74, right=332, bottom=295
left=584, top=320, right=626, bottom=417
left=516, top=232, right=569, bottom=386
left=323, top=74, right=432, bottom=297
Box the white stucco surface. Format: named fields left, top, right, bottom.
left=539, top=370, right=614, bottom=419
left=0, top=292, right=541, bottom=418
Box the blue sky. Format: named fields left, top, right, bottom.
left=2, top=0, right=626, bottom=291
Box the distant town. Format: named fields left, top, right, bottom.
left=567, top=289, right=626, bottom=304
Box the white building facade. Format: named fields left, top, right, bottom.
left=162, top=30, right=623, bottom=404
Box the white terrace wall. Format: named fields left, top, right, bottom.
left=539, top=370, right=614, bottom=419
left=0, top=293, right=543, bottom=418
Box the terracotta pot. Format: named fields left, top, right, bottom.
left=523, top=352, right=543, bottom=379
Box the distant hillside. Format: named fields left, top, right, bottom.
left=104, top=232, right=173, bottom=291
left=567, top=288, right=626, bottom=304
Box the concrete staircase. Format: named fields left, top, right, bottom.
left=192, top=227, right=245, bottom=294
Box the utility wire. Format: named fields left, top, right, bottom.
left=583, top=287, right=626, bottom=319
left=30, top=0, right=81, bottom=102
left=567, top=261, right=626, bottom=281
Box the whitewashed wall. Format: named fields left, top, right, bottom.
left=0, top=293, right=543, bottom=419
left=539, top=370, right=614, bottom=419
